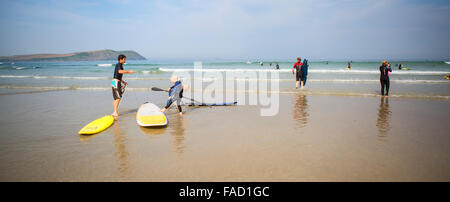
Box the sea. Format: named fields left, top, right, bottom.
left=0, top=60, right=449, bottom=99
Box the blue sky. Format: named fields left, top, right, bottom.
left=0, top=0, right=449, bottom=61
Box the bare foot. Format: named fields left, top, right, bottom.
left=111, top=112, right=119, bottom=117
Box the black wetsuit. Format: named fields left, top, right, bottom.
left=113, top=63, right=123, bottom=81
left=164, top=81, right=184, bottom=112
left=379, top=65, right=392, bottom=96
left=276, top=64, right=279, bottom=70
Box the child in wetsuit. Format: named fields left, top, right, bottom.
left=161, top=76, right=186, bottom=116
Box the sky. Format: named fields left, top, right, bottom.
left=0, top=0, right=449, bottom=61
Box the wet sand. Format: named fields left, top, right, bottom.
left=0, top=89, right=449, bottom=181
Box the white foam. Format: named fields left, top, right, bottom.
left=0, top=75, right=109, bottom=80
left=445, top=62, right=450, bottom=65
left=97, top=64, right=113, bottom=67
left=159, top=68, right=450, bottom=75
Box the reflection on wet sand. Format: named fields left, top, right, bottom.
left=139, top=125, right=167, bottom=135
left=376, top=97, right=392, bottom=141
left=112, top=121, right=130, bottom=179
left=169, top=115, right=186, bottom=155
left=293, top=94, right=309, bottom=128
left=79, top=133, right=100, bottom=142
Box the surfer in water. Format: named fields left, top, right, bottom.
left=292, top=57, right=304, bottom=89
left=379, top=60, right=392, bottom=97
left=161, top=75, right=189, bottom=116
left=112, top=54, right=134, bottom=117
left=276, top=62, right=280, bottom=70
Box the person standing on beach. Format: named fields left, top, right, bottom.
left=292, top=57, right=304, bottom=89
left=379, top=60, right=392, bottom=97
left=276, top=62, right=280, bottom=70
left=398, top=63, right=402, bottom=70
left=112, top=54, right=134, bottom=117
left=347, top=62, right=351, bottom=70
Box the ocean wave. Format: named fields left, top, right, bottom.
left=159, top=68, right=450, bottom=75
left=445, top=62, right=450, bottom=65
left=1, top=74, right=449, bottom=83
left=97, top=64, right=113, bottom=67
left=0, top=75, right=109, bottom=80
left=137, top=69, right=162, bottom=74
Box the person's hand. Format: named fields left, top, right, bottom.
left=129, top=70, right=135, bottom=74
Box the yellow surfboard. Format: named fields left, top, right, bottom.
left=136, top=103, right=168, bottom=127
left=78, top=115, right=114, bottom=135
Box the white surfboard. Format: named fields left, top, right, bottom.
left=136, top=102, right=168, bottom=127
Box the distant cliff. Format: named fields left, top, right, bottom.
left=0, top=49, right=146, bottom=61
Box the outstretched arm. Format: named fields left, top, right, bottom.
left=118, top=70, right=134, bottom=74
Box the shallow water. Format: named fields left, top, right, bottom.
left=0, top=89, right=449, bottom=181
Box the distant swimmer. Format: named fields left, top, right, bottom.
left=112, top=54, right=134, bottom=117
left=325, top=61, right=328, bottom=65
left=379, top=60, right=392, bottom=97
left=276, top=62, right=280, bottom=70
left=347, top=62, right=351, bottom=70
left=270, top=63, right=272, bottom=67
left=161, top=75, right=189, bottom=116
left=292, top=57, right=304, bottom=89
left=260, top=62, right=264, bottom=66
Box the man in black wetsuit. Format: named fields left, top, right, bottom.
left=379, top=60, right=392, bottom=97
left=276, top=62, right=280, bottom=70
left=112, top=54, right=134, bottom=117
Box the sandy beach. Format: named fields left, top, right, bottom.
left=0, top=88, right=449, bottom=181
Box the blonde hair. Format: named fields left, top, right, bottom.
left=170, top=75, right=179, bottom=83
left=382, top=60, right=388, bottom=66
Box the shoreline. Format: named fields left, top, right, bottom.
left=1, top=87, right=449, bottom=101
